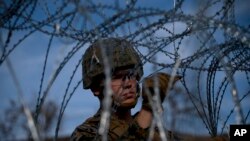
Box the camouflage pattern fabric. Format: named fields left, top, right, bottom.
left=70, top=109, right=181, bottom=141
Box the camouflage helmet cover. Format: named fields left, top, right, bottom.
left=82, top=38, right=144, bottom=89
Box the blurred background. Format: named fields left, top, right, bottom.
left=0, top=0, right=250, bottom=140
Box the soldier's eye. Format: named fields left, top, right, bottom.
left=111, top=69, right=137, bottom=80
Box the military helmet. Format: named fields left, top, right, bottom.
left=82, top=38, right=144, bottom=89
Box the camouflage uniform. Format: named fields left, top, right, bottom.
left=70, top=109, right=179, bottom=141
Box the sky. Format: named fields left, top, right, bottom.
left=0, top=0, right=250, bottom=139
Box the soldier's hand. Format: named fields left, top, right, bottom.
left=141, top=72, right=181, bottom=111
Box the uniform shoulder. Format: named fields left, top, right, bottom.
left=70, top=113, right=101, bottom=141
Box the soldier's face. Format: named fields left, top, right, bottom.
left=110, top=69, right=138, bottom=108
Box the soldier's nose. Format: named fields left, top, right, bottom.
left=123, top=84, right=132, bottom=89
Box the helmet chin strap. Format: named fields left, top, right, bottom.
left=111, top=101, right=120, bottom=112
left=136, top=82, right=141, bottom=98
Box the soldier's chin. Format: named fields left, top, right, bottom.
left=120, top=99, right=137, bottom=108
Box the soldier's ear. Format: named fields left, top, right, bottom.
left=90, top=87, right=102, bottom=97
left=90, top=78, right=104, bottom=97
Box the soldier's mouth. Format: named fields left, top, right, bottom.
left=122, top=93, right=135, bottom=99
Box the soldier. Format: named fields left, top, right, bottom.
left=70, top=37, right=181, bottom=141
